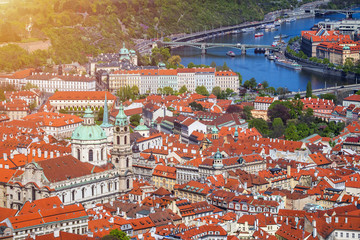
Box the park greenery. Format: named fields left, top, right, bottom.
left=102, top=229, right=130, bottom=240
left=249, top=99, right=345, bottom=141
left=0, top=0, right=317, bottom=72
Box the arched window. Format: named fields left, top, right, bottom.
left=91, top=186, right=95, bottom=196
left=117, top=136, right=120, bottom=145
left=62, top=194, right=65, bottom=203
left=124, top=127, right=127, bottom=131
left=116, top=158, right=119, bottom=163
left=124, top=135, right=127, bottom=145
left=89, top=150, right=93, bottom=161
left=77, top=149, right=80, bottom=160
left=114, top=182, right=117, bottom=190
left=126, top=179, right=130, bottom=189
left=82, top=188, right=85, bottom=198
left=101, top=148, right=104, bottom=161
left=101, top=185, right=104, bottom=194
left=108, top=182, right=111, bottom=192
left=72, top=191, right=75, bottom=201
left=126, top=158, right=129, bottom=168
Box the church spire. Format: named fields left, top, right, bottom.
left=103, top=93, right=109, bottom=125
left=101, top=93, right=113, bottom=128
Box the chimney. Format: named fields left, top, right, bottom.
left=56, top=151, right=60, bottom=157
left=3, top=153, right=7, bottom=161
left=54, top=228, right=60, bottom=238
left=312, top=220, right=317, bottom=238
left=50, top=151, right=54, bottom=158
left=10, top=151, right=14, bottom=159
left=38, top=148, right=41, bottom=158
left=32, top=149, right=36, bottom=157
left=44, top=151, right=48, bottom=159
left=287, top=165, right=291, bottom=177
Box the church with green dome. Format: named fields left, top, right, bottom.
left=71, top=106, right=108, bottom=166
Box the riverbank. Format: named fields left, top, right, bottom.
left=285, top=50, right=359, bottom=81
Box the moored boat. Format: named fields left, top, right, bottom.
left=267, top=54, right=276, bottom=60
left=275, top=59, right=302, bottom=70
left=226, top=51, right=236, bottom=57
left=255, top=32, right=264, bottom=37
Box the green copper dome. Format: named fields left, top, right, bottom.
left=83, top=106, right=94, bottom=118
left=134, top=118, right=149, bottom=131
left=212, top=126, right=219, bottom=134
left=115, top=104, right=128, bottom=126
left=72, top=125, right=107, bottom=141
left=214, top=148, right=222, bottom=160
left=72, top=106, right=107, bottom=141
left=119, top=42, right=130, bottom=60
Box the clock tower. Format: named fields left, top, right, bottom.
left=111, top=104, right=133, bottom=193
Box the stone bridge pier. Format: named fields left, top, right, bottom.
left=201, top=44, right=206, bottom=54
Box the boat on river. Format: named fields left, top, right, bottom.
left=226, top=51, right=236, bottom=57
left=255, top=32, right=264, bottom=37
left=275, top=59, right=302, bottom=70
left=274, top=34, right=288, bottom=39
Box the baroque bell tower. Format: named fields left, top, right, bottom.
left=110, top=104, right=133, bottom=193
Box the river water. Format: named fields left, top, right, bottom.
left=172, top=12, right=360, bottom=91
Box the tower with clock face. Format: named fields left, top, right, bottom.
left=110, top=104, right=133, bottom=193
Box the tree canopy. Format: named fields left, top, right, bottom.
left=195, top=85, right=209, bottom=96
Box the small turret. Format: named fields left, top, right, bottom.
left=115, top=104, right=128, bottom=126
left=213, top=148, right=223, bottom=168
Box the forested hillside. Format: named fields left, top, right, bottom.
left=0, top=0, right=319, bottom=72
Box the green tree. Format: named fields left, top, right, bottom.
left=272, top=117, right=285, bottom=138
left=168, top=55, right=182, bottom=68
left=320, top=93, right=337, bottom=103
left=243, top=105, right=253, bottom=120
left=22, top=83, right=38, bottom=90
left=249, top=78, right=257, bottom=89
left=261, top=81, right=269, bottom=89
left=157, top=87, right=163, bottom=94
left=225, top=88, right=234, bottom=97
left=163, top=86, right=174, bottom=95
left=195, top=85, right=209, bottom=96
left=29, top=100, right=37, bottom=111
left=356, top=90, right=360, bottom=95
left=276, top=87, right=285, bottom=96
left=294, top=93, right=301, bottom=100
left=131, top=85, right=139, bottom=96
left=285, top=123, right=299, bottom=140
left=130, top=114, right=141, bottom=126
left=212, top=86, right=221, bottom=98
left=179, top=85, right=188, bottom=94
left=105, top=229, right=130, bottom=240
left=236, top=72, right=242, bottom=86
left=306, top=81, right=312, bottom=98
left=187, top=62, right=195, bottom=68
left=210, top=61, right=217, bottom=68
left=97, top=107, right=104, bottom=121
left=117, top=85, right=134, bottom=102
left=59, top=109, right=68, bottom=114
left=249, top=118, right=269, bottom=136
left=322, top=58, right=330, bottom=65
left=189, top=101, right=204, bottom=111
left=223, top=62, right=229, bottom=71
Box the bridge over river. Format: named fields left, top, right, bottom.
left=159, top=41, right=279, bottom=54
left=285, top=83, right=360, bottom=98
